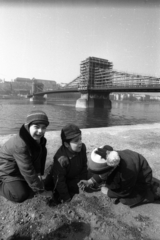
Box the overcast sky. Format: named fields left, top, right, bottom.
left=0, top=0, right=160, bottom=83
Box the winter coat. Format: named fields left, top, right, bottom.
left=91, top=149, right=154, bottom=207
left=0, top=124, right=47, bottom=192
left=52, top=143, right=88, bottom=201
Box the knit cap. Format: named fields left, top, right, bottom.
left=61, top=123, right=81, bottom=141
left=25, top=110, right=49, bottom=127
left=89, top=145, right=120, bottom=174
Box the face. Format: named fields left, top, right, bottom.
left=65, top=135, right=82, bottom=152
left=29, top=124, right=47, bottom=142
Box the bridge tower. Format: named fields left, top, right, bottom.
left=31, top=81, right=44, bottom=94
left=30, top=80, right=46, bottom=101
left=76, top=57, right=113, bottom=108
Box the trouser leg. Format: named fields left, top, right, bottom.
left=0, top=180, right=30, bottom=203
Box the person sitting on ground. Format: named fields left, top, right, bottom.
left=44, top=123, right=88, bottom=203
left=78, top=145, right=158, bottom=208
left=0, top=110, right=49, bottom=203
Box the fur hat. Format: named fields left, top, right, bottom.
left=61, top=123, right=81, bottom=141
left=89, top=145, right=120, bottom=174
left=25, top=110, right=49, bottom=128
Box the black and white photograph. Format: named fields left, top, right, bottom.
left=0, top=0, right=160, bottom=239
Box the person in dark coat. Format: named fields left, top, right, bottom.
left=45, top=123, right=88, bottom=203
left=78, top=145, right=155, bottom=208
left=0, top=110, right=49, bottom=203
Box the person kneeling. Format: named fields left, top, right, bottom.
left=78, top=145, right=156, bottom=208
left=0, top=110, right=49, bottom=203
left=44, top=124, right=88, bottom=204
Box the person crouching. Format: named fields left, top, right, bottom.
left=78, top=145, right=155, bottom=208
left=44, top=123, right=88, bottom=203
left=0, top=110, right=49, bottom=203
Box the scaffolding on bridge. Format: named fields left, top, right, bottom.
left=64, top=76, right=81, bottom=89
left=75, top=56, right=160, bottom=90
left=31, top=57, right=160, bottom=93
left=79, top=57, right=113, bottom=89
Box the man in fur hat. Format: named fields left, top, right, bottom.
left=78, top=145, right=157, bottom=208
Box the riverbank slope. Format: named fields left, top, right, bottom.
left=0, top=124, right=160, bottom=240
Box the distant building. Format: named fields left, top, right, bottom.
left=32, top=78, right=56, bottom=85
left=14, top=77, right=31, bottom=83
left=32, top=78, right=58, bottom=91
left=12, top=77, right=59, bottom=93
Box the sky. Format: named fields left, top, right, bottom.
left=0, top=0, right=160, bottom=84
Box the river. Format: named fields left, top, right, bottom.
left=0, top=97, right=160, bottom=135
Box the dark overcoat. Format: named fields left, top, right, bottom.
left=52, top=143, right=88, bottom=201
left=91, top=149, right=154, bottom=207
left=0, top=125, right=47, bottom=192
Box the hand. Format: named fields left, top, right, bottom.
left=95, top=148, right=107, bottom=159
left=58, top=156, right=69, bottom=167
left=38, top=175, right=43, bottom=181
left=78, top=180, right=87, bottom=191
left=38, top=175, right=45, bottom=189
left=78, top=179, right=93, bottom=191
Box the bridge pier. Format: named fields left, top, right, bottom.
left=30, top=95, right=47, bottom=102
left=75, top=92, right=111, bottom=108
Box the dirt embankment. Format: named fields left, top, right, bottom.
left=0, top=124, right=160, bottom=240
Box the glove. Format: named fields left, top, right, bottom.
left=58, top=156, right=69, bottom=167
left=95, top=148, right=107, bottom=159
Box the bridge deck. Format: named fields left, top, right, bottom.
left=30, top=84, right=160, bottom=97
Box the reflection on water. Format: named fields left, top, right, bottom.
left=0, top=98, right=160, bottom=135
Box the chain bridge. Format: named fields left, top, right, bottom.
left=30, top=57, right=160, bottom=108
